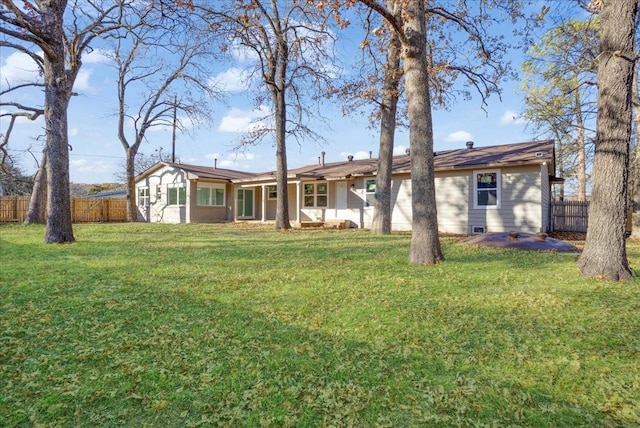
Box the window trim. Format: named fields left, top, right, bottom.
left=196, top=185, right=226, bottom=207
left=138, top=187, right=149, bottom=207
left=365, top=179, right=376, bottom=208
left=167, top=184, right=187, bottom=206
left=303, top=182, right=328, bottom=208
left=267, top=185, right=277, bottom=200
left=473, top=169, right=501, bottom=209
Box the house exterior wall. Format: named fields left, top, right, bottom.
left=189, top=180, right=234, bottom=223
left=135, top=165, right=234, bottom=224
left=342, top=165, right=545, bottom=233
left=136, top=165, right=188, bottom=223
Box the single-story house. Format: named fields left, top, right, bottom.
left=134, top=162, right=256, bottom=224
left=135, top=139, right=561, bottom=234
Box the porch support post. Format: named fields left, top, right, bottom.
left=232, top=184, right=237, bottom=222
left=261, top=184, right=267, bottom=223
left=296, top=181, right=301, bottom=225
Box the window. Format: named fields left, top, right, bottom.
left=138, top=187, right=149, bottom=206
left=267, top=185, right=277, bottom=200
left=197, top=186, right=225, bottom=206
left=303, top=182, right=328, bottom=207
left=474, top=170, right=500, bottom=208
left=168, top=185, right=186, bottom=206
left=156, top=185, right=162, bottom=201
left=365, top=179, right=376, bottom=207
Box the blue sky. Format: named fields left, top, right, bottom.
left=1, top=8, right=537, bottom=185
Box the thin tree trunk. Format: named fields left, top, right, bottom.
left=403, top=0, right=443, bottom=264
left=125, top=146, right=138, bottom=222
left=24, top=149, right=47, bottom=224
left=274, top=28, right=291, bottom=230
left=578, top=0, right=636, bottom=280
left=574, top=77, right=587, bottom=201
left=42, top=1, right=75, bottom=244
left=372, top=14, right=401, bottom=235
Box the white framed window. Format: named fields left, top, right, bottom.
left=303, top=182, right=328, bottom=207
left=365, top=179, right=376, bottom=207
left=138, top=187, right=149, bottom=207
left=267, top=185, right=277, bottom=200
left=168, top=185, right=186, bottom=206
left=155, top=185, right=162, bottom=201
left=197, top=185, right=225, bottom=207
left=474, top=170, right=500, bottom=208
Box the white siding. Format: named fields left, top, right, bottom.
left=347, top=166, right=544, bottom=233
left=135, top=165, right=189, bottom=223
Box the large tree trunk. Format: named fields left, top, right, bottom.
left=125, top=145, right=138, bottom=222
left=577, top=0, right=636, bottom=280
left=631, top=57, right=640, bottom=239
left=42, top=1, right=75, bottom=244
left=371, top=15, right=401, bottom=235
left=24, top=150, right=48, bottom=224
left=403, top=0, right=443, bottom=264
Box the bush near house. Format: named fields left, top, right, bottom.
left=1, top=223, right=639, bottom=427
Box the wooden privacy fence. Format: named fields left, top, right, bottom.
left=550, top=200, right=589, bottom=232
left=0, top=196, right=128, bottom=223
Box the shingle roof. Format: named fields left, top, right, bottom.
left=136, top=162, right=256, bottom=182
left=240, top=139, right=555, bottom=182
left=163, top=162, right=256, bottom=181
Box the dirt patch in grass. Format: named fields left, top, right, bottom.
left=464, top=232, right=579, bottom=252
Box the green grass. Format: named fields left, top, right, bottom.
left=1, top=223, right=639, bottom=427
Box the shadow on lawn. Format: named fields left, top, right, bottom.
left=2, top=272, right=626, bottom=427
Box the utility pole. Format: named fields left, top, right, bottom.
left=171, top=95, right=177, bottom=162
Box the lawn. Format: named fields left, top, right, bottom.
left=1, top=223, right=639, bottom=427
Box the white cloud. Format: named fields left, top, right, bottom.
left=74, top=69, right=93, bottom=91
left=69, top=128, right=79, bottom=137
left=83, top=49, right=111, bottom=64
left=338, top=150, right=373, bottom=161
left=218, top=106, right=271, bottom=133
left=445, top=130, right=473, bottom=143
left=0, top=51, right=42, bottom=87
left=209, top=67, right=252, bottom=92
left=500, top=110, right=527, bottom=125
left=393, top=144, right=408, bottom=156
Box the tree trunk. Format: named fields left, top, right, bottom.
left=577, top=0, right=636, bottom=280
left=125, top=146, right=138, bottom=222
left=42, top=1, right=75, bottom=244
left=24, top=150, right=48, bottom=224
left=273, top=36, right=291, bottom=230
left=371, top=16, right=401, bottom=235
left=403, top=0, right=443, bottom=264
left=631, top=56, right=640, bottom=239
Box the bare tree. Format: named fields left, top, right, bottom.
left=108, top=5, right=219, bottom=221
left=335, top=0, right=542, bottom=236
left=0, top=0, right=129, bottom=243
left=577, top=0, right=637, bottom=281
left=203, top=0, right=338, bottom=230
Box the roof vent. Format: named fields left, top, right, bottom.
left=347, top=155, right=354, bottom=162
left=535, top=152, right=543, bottom=158
left=405, top=148, right=410, bottom=155
left=466, top=141, right=474, bottom=149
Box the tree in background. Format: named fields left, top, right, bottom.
left=204, top=0, right=339, bottom=230
left=334, top=0, right=542, bottom=236
left=0, top=0, right=130, bottom=243
left=577, top=0, right=637, bottom=281
left=109, top=4, right=218, bottom=222
left=521, top=18, right=598, bottom=200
